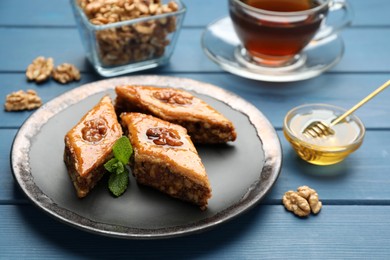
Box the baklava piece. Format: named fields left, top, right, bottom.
left=115, top=85, right=237, bottom=144
left=121, top=112, right=212, bottom=210
left=64, top=95, right=123, bottom=198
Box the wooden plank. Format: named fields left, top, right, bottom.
left=2, top=128, right=390, bottom=203
left=0, top=0, right=389, bottom=27
left=0, top=27, right=87, bottom=72
left=335, top=28, right=390, bottom=72
left=349, top=0, right=390, bottom=27
left=0, top=129, right=26, bottom=202
left=270, top=129, right=390, bottom=204
left=0, top=0, right=75, bottom=27
left=184, top=0, right=390, bottom=27
left=0, top=27, right=390, bottom=73
left=0, top=204, right=390, bottom=258
left=0, top=73, right=101, bottom=128
left=1, top=73, right=390, bottom=128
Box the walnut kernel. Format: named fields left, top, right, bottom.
left=146, top=127, right=183, bottom=146
left=4, top=89, right=42, bottom=111
left=152, top=90, right=192, bottom=105
left=81, top=118, right=108, bottom=143
left=282, top=191, right=311, bottom=217
left=26, top=56, right=54, bottom=83
left=297, top=186, right=322, bottom=214
left=52, top=63, right=81, bottom=84
left=282, top=186, right=322, bottom=217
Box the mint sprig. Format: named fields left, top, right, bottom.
left=108, top=171, right=129, bottom=197
left=113, top=136, right=133, bottom=165
left=104, top=136, right=133, bottom=197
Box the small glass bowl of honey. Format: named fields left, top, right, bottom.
left=283, top=104, right=366, bottom=165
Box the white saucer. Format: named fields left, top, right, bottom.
left=201, top=17, right=345, bottom=82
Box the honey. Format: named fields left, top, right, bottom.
left=284, top=104, right=365, bottom=165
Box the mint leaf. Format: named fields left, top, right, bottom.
left=108, top=171, right=129, bottom=197
left=104, top=158, right=125, bottom=175
left=113, top=136, right=133, bottom=165
left=106, top=136, right=133, bottom=197
left=104, top=158, right=119, bottom=173
left=114, top=162, right=125, bottom=175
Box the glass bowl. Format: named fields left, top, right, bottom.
left=70, top=0, right=186, bottom=77
left=283, top=103, right=365, bottom=165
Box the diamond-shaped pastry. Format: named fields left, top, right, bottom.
left=64, top=96, right=123, bottom=198
left=121, top=112, right=212, bottom=210
left=115, top=85, right=237, bottom=144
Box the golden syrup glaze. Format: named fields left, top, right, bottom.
left=120, top=112, right=210, bottom=186
left=115, top=85, right=233, bottom=126
left=65, top=95, right=123, bottom=176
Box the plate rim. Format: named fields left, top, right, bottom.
left=11, top=75, right=282, bottom=239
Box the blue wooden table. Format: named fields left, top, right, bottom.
left=2, top=0, right=390, bottom=258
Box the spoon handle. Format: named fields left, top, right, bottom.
left=330, top=80, right=390, bottom=127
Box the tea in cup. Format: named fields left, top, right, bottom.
left=229, top=0, right=352, bottom=68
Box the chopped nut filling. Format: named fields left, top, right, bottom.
left=133, top=159, right=211, bottom=210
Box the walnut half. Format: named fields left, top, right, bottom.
left=26, top=56, right=54, bottom=83
left=297, top=186, right=322, bottom=214
left=282, top=190, right=311, bottom=217
left=282, top=186, right=322, bottom=217
left=146, top=127, right=184, bottom=146
left=52, top=63, right=81, bottom=84
left=4, top=89, right=42, bottom=111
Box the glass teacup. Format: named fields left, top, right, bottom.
left=229, top=0, right=352, bottom=68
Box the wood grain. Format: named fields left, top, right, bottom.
left=0, top=0, right=388, bottom=27
left=0, top=204, right=390, bottom=259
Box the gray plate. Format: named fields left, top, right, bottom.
left=11, top=76, right=282, bottom=239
